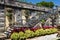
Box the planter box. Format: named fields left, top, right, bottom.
left=26, top=33, right=58, bottom=40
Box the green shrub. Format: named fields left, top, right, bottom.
left=11, top=32, right=19, bottom=40
left=35, top=29, right=40, bottom=36
left=45, top=28, right=57, bottom=34
left=50, top=28, right=57, bottom=33
left=45, top=29, right=52, bottom=35
left=35, top=28, right=57, bottom=36
left=53, top=28, right=57, bottom=33
left=35, top=29, right=45, bottom=36
left=19, top=32, right=26, bottom=40
left=11, top=28, right=57, bottom=40
left=25, top=30, right=35, bottom=38
left=39, top=29, right=45, bottom=35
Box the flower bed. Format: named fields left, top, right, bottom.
left=10, top=28, right=57, bottom=40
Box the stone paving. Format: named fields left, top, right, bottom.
left=0, top=33, right=6, bottom=40
left=26, top=33, right=57, bottom=40
left=5, top=39, right=11, bottom=40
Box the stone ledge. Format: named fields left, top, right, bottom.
left=26, top=33, right=58, bottom=40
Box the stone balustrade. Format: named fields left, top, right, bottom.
left=0, top=0, right=52, bottom=12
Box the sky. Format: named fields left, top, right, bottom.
left=26, top=0, right=60, bottom=6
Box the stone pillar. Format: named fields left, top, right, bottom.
left=21, top=10, right=26, bottom=25
left=5, top=7, right=14, bottom=30
left=5, top=8, right=10, bottom=30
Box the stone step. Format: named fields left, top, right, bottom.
left=0, top=33, right=6, bottom=40
left=0, top=27, right=5, bottom=32
left=0, top=33, right=6, bottom=37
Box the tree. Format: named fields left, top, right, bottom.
left=17, top=0, right=27, bottom=2
left=36, top=1, right=54, bottom=8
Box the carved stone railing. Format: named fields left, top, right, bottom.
left=4, top=1, right=52, bottom=11
left=0, top=0, right=52, bottom=12
left=0, top=9, right=5, bottom=28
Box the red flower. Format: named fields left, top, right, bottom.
left=30, top=27, right=41, bottom=31
left=43, top=26, right=53, bottom=29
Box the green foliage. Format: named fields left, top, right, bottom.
left=45, top=28, right=57, bottom=34
left=25, top=30, right=35, bottom=38
left=11, top=32, right=19, bottom=40
left=6, top=10, right=12, bottom=18
left=36, top=1, right=54, bottom=8
left=11, top=28, right=57, bottom=40
left=25, top=10, right=30, bottom=22
left=35, top=29, right=45, bottom=36
left=53, top=28, right=58, bottom=33
left=6, top=13, right=12, bottom=17
left=41, top=19, right=45, bottom=23
left=39, top=29, right=46, bottom=35
left=35, top=29, right=40, bottom=36
left=45, top=29, right=52, bottom=35
left=6, top=13, right=12, bottom=21
left=35, top=28, right=57, bottom=36
left=19, top=32, right=26, bottom=40
left=17, top=0, right=27, bottom=2
left=50, top=28, right=57, bottom=33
